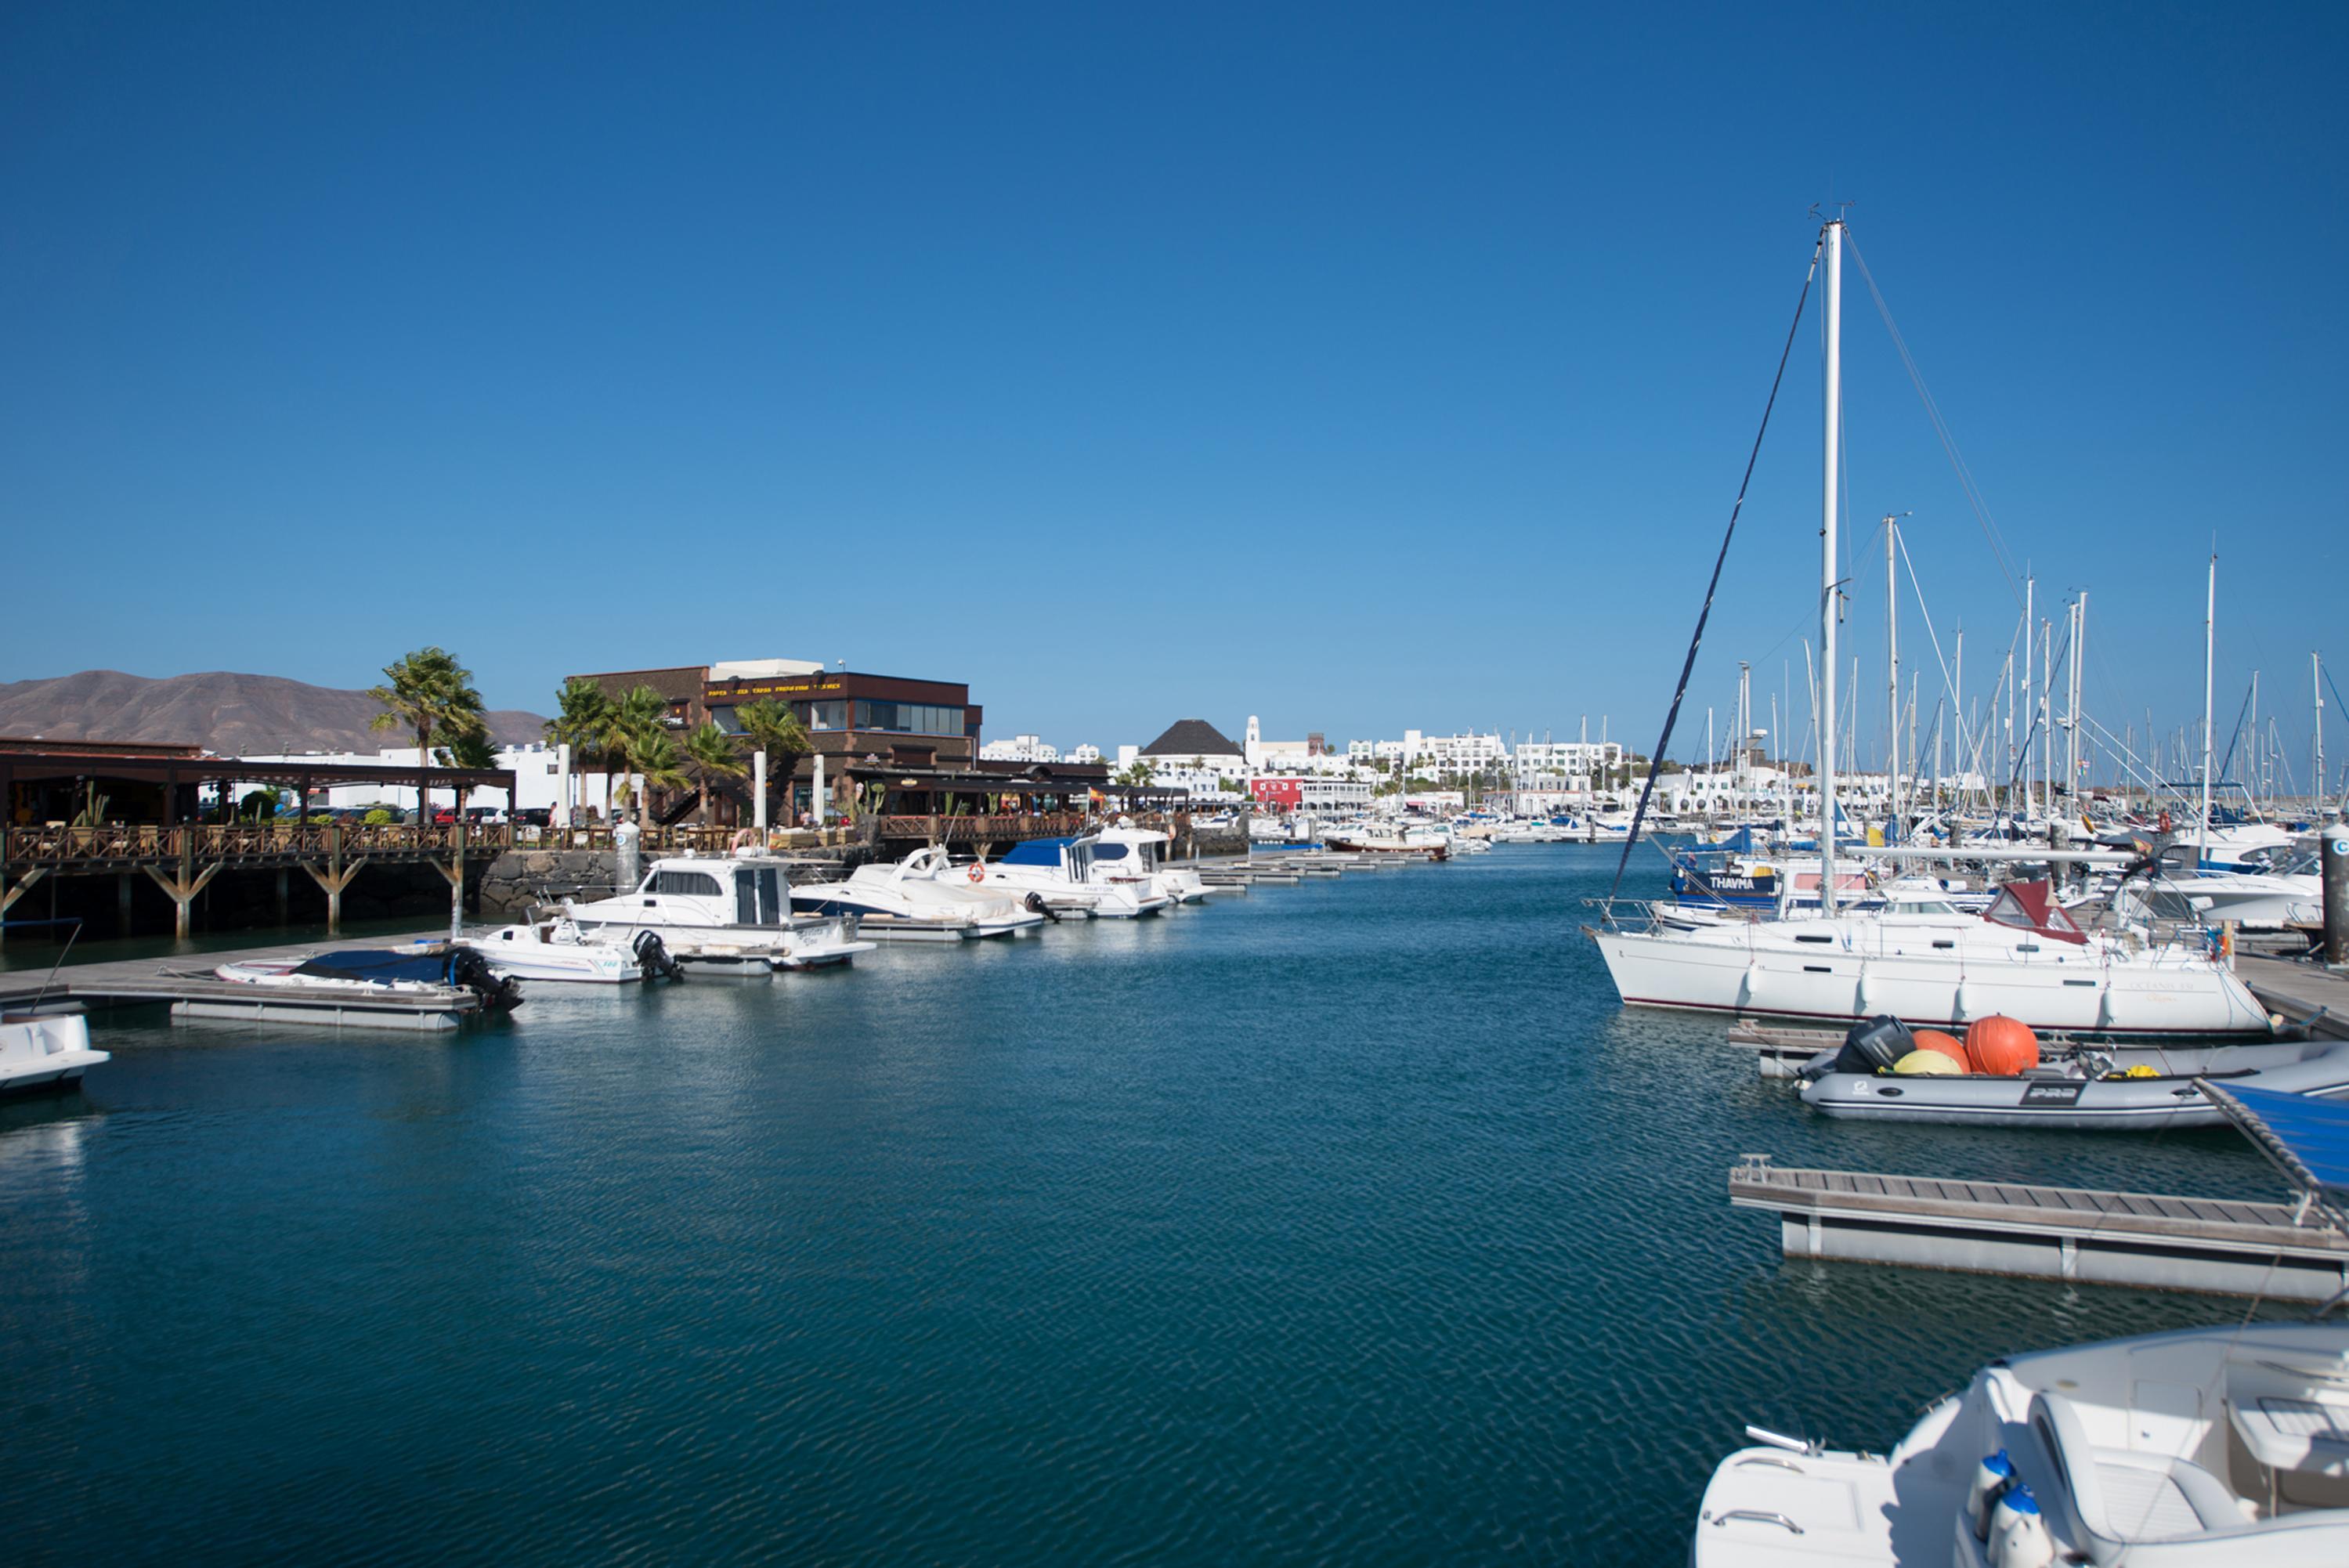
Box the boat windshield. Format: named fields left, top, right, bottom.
left=1887, top=899, right=1959, bottom=916
left=1982, top=880, right=2090, bottom=945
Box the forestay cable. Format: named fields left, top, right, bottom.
left=1606, top=238, right=1821, bottom=904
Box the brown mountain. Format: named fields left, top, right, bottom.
left=0, top=670, right=547, bottom=756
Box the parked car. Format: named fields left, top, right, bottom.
left=514, top=807, right=553, bottom=827
left=464, top=807, right=508, bottom=825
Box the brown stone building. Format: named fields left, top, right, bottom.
left=569, top=658, right=1151, bottom=826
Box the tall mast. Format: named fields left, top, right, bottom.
left=1819, top=217, right=1844, bottom=913
left=1953, top=625, right=1964, bottom=811
left=2200, top=553, right=2217, bottom=862
left=1885, top=515, right=1899, bottom=838
left=2316, top=652, right=2328, bottom=818
left=2065, top=595, right=2083, bottom=808
left=2022, top=577, right=2035, bottom=820
left=2040, top=615, right=2053, bottom=813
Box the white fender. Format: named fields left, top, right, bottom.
left=1738, top=962, right=1765, bottom=1008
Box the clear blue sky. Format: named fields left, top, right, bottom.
left=5, top=4, right=2343, bottom=779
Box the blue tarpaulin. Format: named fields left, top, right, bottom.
left=999, top=838, right=1074, bottom=867
left=2202, top=1081, right=2349, bottom=1206
left=294, top=949, right=453, bottom=985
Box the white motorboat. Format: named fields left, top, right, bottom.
left=0, top=1011, right=108, bottom=1096
left=215, top=947, right=526, bottom=1010
left=1095, top=822, right=1206, bottom=903
left=961, top=837, right=1167, bottom=919
left=1592, top=880, right=2276, bottom=1042
left=1693, top=1318, right=2349, bottom=1565
left=2145, top=848, right=2323, bottom=931
left=566, top=850, right=876, bottom=968
left=1324, top=820, right=1449, bottom=858
left=1700, top=1081, right=2349, bottom=1563
left=791, top=851, right=1048, bottom=940
left=467, top=919, right=673, bottom=984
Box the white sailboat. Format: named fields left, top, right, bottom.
left=1589, top=219, right=2275, bottom=1041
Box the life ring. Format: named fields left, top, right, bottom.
left=2157, top=810, right=2172, bottom=834
left=967, top=864, right=985, bottom=883
left=732, top=828, right=756, bottom=850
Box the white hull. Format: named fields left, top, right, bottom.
left=1592, top=927, right=2272, bottom=1040
left=0, top=1013, right=107, bottom=1095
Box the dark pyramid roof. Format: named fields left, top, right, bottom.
left=1140, top=718, right=1241, bottom=757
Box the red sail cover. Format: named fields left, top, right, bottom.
left=1982, top=880, right=2088, bottom=945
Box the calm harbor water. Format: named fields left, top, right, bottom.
left=0, top=847, right=2291, bottom=1564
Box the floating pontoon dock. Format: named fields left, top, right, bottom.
left=0, top=930, right=485, bottom=1031
left=1729, top=1154, right=2349, bottom=1302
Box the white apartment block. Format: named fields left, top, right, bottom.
left=979, top=734, right=1061, bottom=763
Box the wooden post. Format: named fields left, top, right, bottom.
left=274, top=867, right=289, bottom=925
left=118, top=871, right=134, bottom=935
left=302, top=824, right=366, bottom=935
left=144, top=861, right=223, bottom=942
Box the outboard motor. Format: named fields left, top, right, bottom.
left=632, top=930, right=686, bottom=982
left=1021, top=891, right=1061, bottom=923
left=1834, top=1013, right=1912, bottom=1076
left=449, top=947, right=526, bottom=1013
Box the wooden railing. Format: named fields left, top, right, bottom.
left=2, top=822, right=511, bottom=869
left=874, top=812, right=1101, bottom=844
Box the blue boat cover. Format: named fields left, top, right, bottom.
left=1716, top=826, right=1756, bottom=853
left=998, top=838, right=1074, bottom=867
left=294, top=948, right=450, bottom=984
left=2202, top=1082, right=2349, bottom=1207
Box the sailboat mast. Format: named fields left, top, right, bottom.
left=2315, top=652, right=2327, bottom=818
left=1818, top=218, right=1844, bottom=914
left=2200, top=554, right=2217, bottom=862
left=2022, top=577, right=2035, bottom=821
left=1885, top=515, right=1899, bottom=838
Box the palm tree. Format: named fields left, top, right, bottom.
left=734, top=698, right=811, bottom=826
left=598, top=685, right=670, bottom=822
left=370, top=647, right=484, bottom=822
left=631, top=728, right=688, bottom=832
left=681, top=722, right=748, bottom=826
left=543, top=677, right=614, bottom=822
left=437, top=727, right=501, bottom=828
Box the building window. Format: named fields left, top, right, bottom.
left=858, top=700, right=963, bottom=735
left=803, top=700, right=847, bottom=731
left=710, top=706, right=743, bottom=735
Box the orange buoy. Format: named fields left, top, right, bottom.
left=1914, top=1028, right=1971, bottom=1072
left=1965, top=1015, right=2040, bottom=1077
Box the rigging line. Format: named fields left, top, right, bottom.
left=1606, top=238, right=1821, bottom=903
left=2215, top=677, right=2257, bottom=783
left=1843, top=232, right=2026, bottom=609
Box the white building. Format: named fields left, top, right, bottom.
left=980, top=734, right=1061, bottom=763
left=237, top=742, right=617, bottom=818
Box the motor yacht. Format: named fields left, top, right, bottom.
left=961, top=836, right=1167, bottom=918
left=790, top=850, right=1048, bottom=940
left=1094, top=822, right=1207, bottom=903
left=565, top=850, right=875, bottom=968
left=1324, top=819, right=1449, bottom=858
left=2144, top=847, right=2323, bottom=931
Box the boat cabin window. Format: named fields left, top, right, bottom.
left=1094, top=843, right=1129, bottom=861
left=735, top=866, right=784, bottom=925
left=651, top=869, right=724, bottom=898
left=1888, top=900, right=1958, bottom=916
